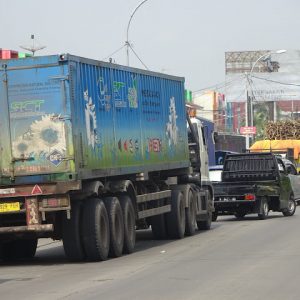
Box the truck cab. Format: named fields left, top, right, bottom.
left=188, top=117, right=210, bottom=184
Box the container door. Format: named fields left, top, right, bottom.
left=0, top=63, right=73, bottom=178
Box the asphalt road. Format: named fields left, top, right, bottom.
left=1, top=210, right=300, bottom=300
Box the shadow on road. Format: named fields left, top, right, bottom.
left=0, top=225, right=219, bottom=267
left=214, top=213, right=289, bottom=222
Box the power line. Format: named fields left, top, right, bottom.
left=102, top=44, right=126, bottom=61
left=193, top=74, right=245, bottom=94
left=251, top=75, right=300, bottom=87
left=128, top=44, right=149, bottom=70
left=193, top=81, right=228, bottom=93
left=101, top=42, right=149, bottom=70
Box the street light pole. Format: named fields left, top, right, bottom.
left=126, top=0, right=149, bottom=66
left=245, top=49, right=286, bottom=149
left=245, top=74, right=251, bottom=149
left=249, top=49, right=286, bottom=74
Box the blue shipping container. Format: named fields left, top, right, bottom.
left=0, top=54, right=189, bottom=184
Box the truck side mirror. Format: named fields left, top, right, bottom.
left=286, top=166, right=292, bottom=174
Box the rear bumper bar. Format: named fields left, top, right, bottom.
left=0, top=224, right=53, bottom=234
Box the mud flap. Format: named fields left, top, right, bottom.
left=255, top=198, right=262, bottom=214
left=26, top=197, right=41, bottom=225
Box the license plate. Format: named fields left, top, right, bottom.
left=0, top=202, right=20, bottom=213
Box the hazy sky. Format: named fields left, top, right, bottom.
left=1, top=0, right=299, bottom=92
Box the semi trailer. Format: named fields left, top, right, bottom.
left=0, top=54, right=213, bottom=261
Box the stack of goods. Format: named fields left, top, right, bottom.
left=265, top=120, right=300, bottom=140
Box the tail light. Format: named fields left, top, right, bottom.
left=41, top=196, right=69, bottom=208
left=244, top=194, right=256, bottom=201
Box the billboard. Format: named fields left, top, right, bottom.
left=225, top=50, right=300, bottom=103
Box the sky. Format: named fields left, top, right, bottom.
left=1, top=0, right=300, bottom=92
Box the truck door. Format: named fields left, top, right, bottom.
left=198, top=123, right=210, bottom=182
left=0, top=61, right=73, bottom=179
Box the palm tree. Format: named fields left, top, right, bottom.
left=253, top=102, right=269, bottom=141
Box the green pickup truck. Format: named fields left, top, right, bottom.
left=213, top=152, right=296, bottom=220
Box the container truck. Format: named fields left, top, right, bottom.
left=0, top=54, right=213, bottom=262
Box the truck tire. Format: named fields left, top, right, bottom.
left=185, top=189, right=196, bottom=236
left=258, top=197, right=269, bottom=220
left=62, top=200, right=85, bottom=261
left=104, top=197, right=124, bottom=258
left=197, top=212, right=212, bottom=230
left=166, top=190, right=186, bottom=239
left=197, top=192, right=212, bottom=230
left=0, top=242, right=3, bottom=260
left=119, top=195, right=136, bottom=253
left=212, top=211, right=218, bottom=222
left=151, top=214, right=168, bottom=239
left=282, top=196, right=296, bottom=217
left=0, top=239, right=37, bottom=261
left=82, top=197, right=110, bottom=261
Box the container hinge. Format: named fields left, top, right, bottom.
left=50, top=114, right=71, bottom=121
left=61, top=156, right=74, bottom=162
left=12, top=156, right=34, bottom=163
left=49, top=75, right=69, bottom=81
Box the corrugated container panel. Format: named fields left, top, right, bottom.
left=72, top=57, right=189, bottom=176
left=0, top=54, right=189, bottom=183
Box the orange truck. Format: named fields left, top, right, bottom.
left=250, top=140, right=300, bottom=172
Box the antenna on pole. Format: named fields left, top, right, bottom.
left=20, top=34, right=46, bottom=56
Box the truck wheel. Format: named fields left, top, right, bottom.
left=258, top=198, right=269, bottom=220
left=62, top=200, right=85, bottom=261
left=104, top=197, right=124, bottom=258
left=0, top=242, right=3, bottom=260
left=197, top=192, right=212, bottom=230
left=82, top=197, right=110, bottom=261
left=197, top=212, right=212, bottom=230
left=151, top=214, right=168, bottom=239
left=119, top=195, right=136, bottom=253
left=212, top=211, right=218, bottom=222
left=0, top=239, right=37, bottom=261
left=166, top=190, right=186, bottom=239
left=282, top=196, right=296, bottom=217
left=185, top=189, right=196, bottom=236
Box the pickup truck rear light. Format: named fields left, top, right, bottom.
left=244, top=194, right=256, bottom=201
